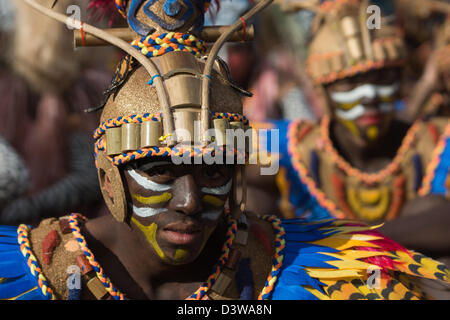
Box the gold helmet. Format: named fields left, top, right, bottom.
left=280, top=0, right=406, bottom=85
left=26, top=0, right=272, bottom=222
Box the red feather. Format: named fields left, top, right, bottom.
left=87, top=0, right=121, bottom=26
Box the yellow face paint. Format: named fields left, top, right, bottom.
left=366, top=126, right=379, bottom=141
left=202, top=195, right=224, bottom=207
left=132, top=192, right=172, bottom=205
left=338, top=118, right=360, bottom=137
left=131, top=218, right=165, bottom=259
left=337, top=101, right=360, bottom=110
left=174, top=249, right=189, bottom=262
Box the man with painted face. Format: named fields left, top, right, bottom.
left=248, top=0, right=450, bottom=259
left=0, top=0, right=449, bottom=301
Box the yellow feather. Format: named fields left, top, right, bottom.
left=305, top=287, right=332, bottom=300
left=310, top=237, right=380, bottom=251
left=326, top=259, right=374, bottom=270
left=306, top=268, right=364, bottom=278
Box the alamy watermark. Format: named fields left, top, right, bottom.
left=366, top=266, right=381, bottom=289
left=367, top=5, right=381, bottom=30
left=168, top=123, right=280, bottom=176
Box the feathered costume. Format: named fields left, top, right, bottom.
left=1, top=0, right=448, bottom=300
left=0, top=215, right=448, bottom=300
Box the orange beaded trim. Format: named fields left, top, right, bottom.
left=307, top=59, right=405, bottom=85
left=320, top=116, right=421, bottom=185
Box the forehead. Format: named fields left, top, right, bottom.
left=126, top=157, right=234, bottom=172
left=326, top=68, right=401, bottom=91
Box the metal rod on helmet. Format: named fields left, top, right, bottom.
left=200, top=0, right=274, bottom=147
left=24, top=0, right=175, bottom=145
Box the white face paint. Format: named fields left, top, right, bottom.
left=132, top=205, right=167, bottom=218
left=200, top=209, right=224, bottom=221
left=330, top=83, right=399, bottom=104
left=201, top=179, right=232, bottom=196
left=336, top=104, right=366, bottom=121
left=335, top=102, right=395, bottom=121
left=126, top=167, right=172, bottom=192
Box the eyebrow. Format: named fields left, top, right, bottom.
left=126, top=167, right=172, bottom=192
left=136, top=161, right=173, bottom=172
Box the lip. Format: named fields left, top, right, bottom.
left=357, top=113, right=382, bottom=126
left=160, top=222, right=202, bottom=245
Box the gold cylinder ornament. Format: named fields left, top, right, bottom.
left=141, top=121, right=162, bottom=148
left=121, top=123, right=140, bottom=152
left=105, top=127, right=122, bottom=155
left=173, top=111, right=199, bottom=144
left=213, top=118, right=229, bottom=146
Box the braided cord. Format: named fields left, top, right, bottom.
left=94, top=140, right=246, bottom=167
left=186, top=211, right=237, bottom=300
left=131, top=32, right=207, bottom=58
left=115, top=0, right=127, bottom=17
left=320, top=116, right=421, bottom=184
left=17, top=225, right=55, bottom=300
left=257, top=215, right=286, bottom=300
left=94, top=112, right=249, bottom=140
left=308, top=59, right=405, bottom=85
left=69, top=214, right=126, bottom=300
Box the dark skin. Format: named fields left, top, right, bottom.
left=81, top=159, right=235, bottom=299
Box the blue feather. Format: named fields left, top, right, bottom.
left=284, top=231, right=332, bottom=242
left=0, top=276, right=35, bottom=299
left=283, top=242, right=339, bottom=255
left=281, top=222, right=333, bottom=233
left=15, top=288, right=46, bottom=300
left=283, top=253, right=338, bottom=269
left=0, top=236, right=20, bottom=244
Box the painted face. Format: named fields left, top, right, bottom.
left=123, top=158, right=233, bottom=265
left=325, top=68, right=401, bottom=143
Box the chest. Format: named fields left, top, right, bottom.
left=286, top=120, right=441, bottom=222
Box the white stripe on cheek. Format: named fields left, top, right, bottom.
left=126, top=168, right=172, bottom=192
left=377, top=83, right=399, bottom=97
left=132, top=205, right=167, bottom=218
left=201, top=179, right=232, bottom=196
left=336, top=104, right=366, bottom=120
left=200, top=209, right=223, bottom=221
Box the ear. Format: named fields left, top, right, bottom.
left=97, top=152, right=127, bottom=222
left=101, top=173, right=114, bottom=199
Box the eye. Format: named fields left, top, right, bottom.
left=141, top=165, right=175, bottom=184
left=204, top=167, right=223, bottom=180
left=199, top=165, right=232, bottom=187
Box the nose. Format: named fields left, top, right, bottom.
left=169, top=175, right=202, bottom=216
left=360, top=94, right=381, bottom=110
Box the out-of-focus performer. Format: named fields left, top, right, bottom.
left=249, top=0, right=450, bottom=258
left=395, top=0, right=450, bottom=121
left=0, top=0, right=115, bottom=225
left=0, top=0, right=448, bottom=300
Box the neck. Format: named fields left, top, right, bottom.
left=83, top=214, right=227, bottom=299
left=329, top=118, right=406, bottom=171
